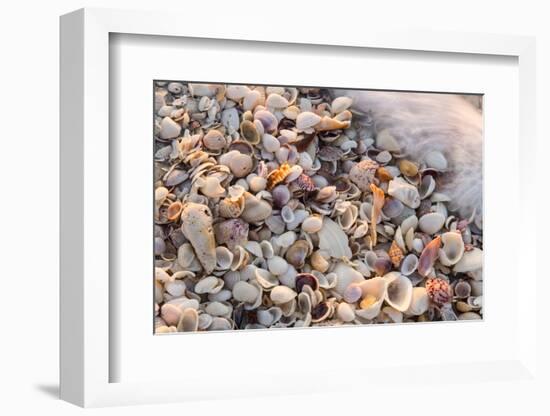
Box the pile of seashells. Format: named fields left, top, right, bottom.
left=154, top=82, right=483, bottom=334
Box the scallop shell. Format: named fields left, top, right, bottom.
left=318, top=217, right=352, bottom=259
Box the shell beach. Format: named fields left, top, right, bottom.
left=154, top=82, right=483, bottom=333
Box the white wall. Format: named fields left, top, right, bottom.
left=1, top=1, right=547, bottom=414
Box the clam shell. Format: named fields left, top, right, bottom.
left=226, top=85, right=251, bottom=101
left=296, top=111, right=321, bottom=131
left=418, top=212, right=445, bottom=235
left=232, top=280, right=260, bottom=304
left=229, top=153, right=253, bottom=178
left=331, top=96, right=353, bottom=114
left=270, top=286, right=297, bottom=305
left=405, top=287, right=429, bottom=316
left=318, top=217, right=352, bottom=259
left=302, top=215, right=323, bottom=233
left=265, top=93, right=289, bottom=109
left=400, top=254, right=419, bottom=276
left=194, top=276, right=224, bottom=294
left=254, top=110, right=278, bottom=133
left=159, top=116, right=181, bottom=139
left=388, top=177, right=421, bottom=209
left=333, top=263, right=364, bottom=295
left=241, top=192, right=273, bottom=223
left=267, top=256, right=289, bottom=276
left=453, top=247, right=483, bottom=272
left=337, top=303, right=355, bottom=322
left=203, top=129, right=226, bottom=150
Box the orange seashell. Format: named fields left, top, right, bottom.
left=266, top=162, right=291, bottom=190
left=166, top=200, right=183, bottom=221
left=376, top=167, right=393, bottom=182
left=389, top=240, right=404, bottom=267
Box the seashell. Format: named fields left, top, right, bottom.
left=237, top=193, right=272, bottom=224
left=349, top=159, right=379, bottom=191
left=399, top=160, right=419, bottom=177
left=453, top=280, right=471, bottom=299
left=164, top=169, right=189, bottom=186
left=254, top=110, right=278, bottom=133
left=425, top=278, right=452, bottom=305
left=373, top=257, right=392, bottom=276
left=405, top=287, right=429, bottom=316
left=382, top=198, right=404, bottom=219
left=419, top=175, right=436, bottom=199
left=301, top=215, right=323, bottom=233
left=215, top=246, right=234, bottom=270
left=260, top=240, right=275, bottom=259
left=166, top=201, right=183, bottom=222
left=240, top=120, right=260, bottom=145
left=337, top=302, right=355, bottom=322
left=418, top=212, right=445, bottom=235
left=424, top=151, right=448, bottom=170
left=221, top=108, right=240, bottom=131
left=189, top=83, right=220, bottom=97
left=375, top=150, right=392, bottom=164
left=197, top=176, right=226, bottom=198
left=384, top=272, right=413, bottom=312
left=208, top=317, right=233, bottom=331
left=453, top=247, right=483, bottom=273
left=285, top=240, right=310, bottom=269
left=269, top=185, right=289, bottom=209
left=356, top=277, right=387, bottom=319
left=257, top=307, right=283, bottom=326
left=180, top=202, right=217, bottom=274
left=388, top=177, right=421, bottom=209
left=294, top=273, right=319, bottom=293
left=418, top=235, right=441, bottom=276
left=381, top=306, right=403, bottom=323
left=343, top=284, right=363, bottom=303
left=310, top=250, right=330, bottom=273
left=226, top=85, right=251, bottom=101
left=205, top=301, right=231, bottom=317
left=198, top=313, right=213, bottom=330
left=285, top=164, right=303, bottom=182
left=388, top=240, right=404, bottom=267
left=154, top=237, right=166, bottom=256
left=400, top=254, right=419, bottom=276
left=232, top=280, right=260, bottom=304
left=218, top=195, right=245, bottom=218
left=376, top=167, right=393, bottom=182
left=270, top=286, right=297, bottom=305
left=267, top=256, right=289, bottom=276
left=248, top=175, right=268, bottom=193
left=229, top=153, right=253, bottom=178
left=265, top=93, right=289, bottom=109
left=315, top=116, right=350, bottom=131
left=318, top=217, right=352, bottom=259
left=161, top=303, right=182, bottom=326
left=375, top=129, right=401, bottom=152
left=159, top=116, right=181, bottom=139
left=243, top=90, right=263, bottom=111
left=331, top=96, right=353, bottom=114
left=177, top=308, right=199, bottom=332
left=311, top=302, right=332, bottom=323
left=333, top=262, right=364, bottom=295
left=296, top=111, right=321, bottom=131
left=280, top=205, right=295, bottom=223
left=214, top=219, right=249, bottom=250
left=203, top=129, right=226, bottom=150
left=438, top=231, right=465, bottom=266
left=230, top=245, right=249, bottom=271
left=195, top=275, right=224, bottom=294
left=315, top=186, right=338, bottom=203
left=458, top=312, right=482, bottom=320
left=370, top=184, right=385, bottom=246
left=266, top=162, right=291, bottom=190
left=262, top=133, right=281, bottom=153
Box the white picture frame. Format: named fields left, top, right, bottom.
left=60, top=7, right=539, bottom=408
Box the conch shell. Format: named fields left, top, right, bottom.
left=180, top=202, right=217, bottom=273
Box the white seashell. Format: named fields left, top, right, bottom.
left=281, top=205, right=295, bottom=223
left=203, top=129, right=226, bottom=150
left=376, top=129, right=401, bottom=152
left=260, top=240, right=275, bottom=259
left=155, top=267, right=173, bottom=283
left=270, top=286, right=297, bottom=305
left=337, top=302, right=355, bottom=322
left=265, top=93, right=290, bottom=109
left=205, top=301, right=231, bottom=317
left=245, top=241, right=263, bottom=258
left=208, top=317, right=233, bottom=330
left=301, top=215, right=323, bottom=233
left=333, top=263, right=365, bottom=295
left=318, top=217, right=352, bottom=259
left=268, top=256, right=289, bottom=276
left=276, top=231, right=297, bottom=248
left=383, top=272, right=413, bottom=312
left=401, top=215, right=419, bottom=236
left=279, top=264, right=297, bottom=288
left=197, top=176, right=226, bottom=198
left=356, top=277, right=387, bottom=320
left=458, top=312, right=482, bottom=320
left=424, top=151, right=448, bottom=170
left=382, top=306, right=403, bottom=323
left=257, top=307, right=283, bottom=327
left=400, top=254, right=419, bottom=276
left=165, top=280, right=187, bottom=297
left=248, top=175, right=268, bottom=192
left=243, top=90, right=263, bottom=111
left=188, top=83, right=219, bottom=97
left=221, top=108, right=240, bottom=131
left=388, top=178, right=421, bottom=208
left=232, top=281, right=260, bottom=304
left=296, top=111, right=321, bottom=131
left=198, top=313, right=213, bottom=330
left=194, top=276, right=224, bottom=294
left=439, top=231, right=465, bottom=266
left=454, top=247, right=483, bottom=272
left=159, top=117, right=181, bottom=139
left=226, top=85, right=251, bottom=101
left=331, top=96, right=353, bottom=114
left=241, top=192, right=273, bottom=223
left=405, top=287, right=430, bottom=316
left=418, top=212, right=445, bottom=235
left=229, top=153, right=253, bottom=178
left=215, top=246, right=234, bottom=270
left=375, top=150, right=392, bottom=164
left=208, top=289, right=232, bottom=302
left=255, top=268, right=279, bottom=289
left=262, top=134, right=281, bottom=153
left=285, top=209, right=308, bottom=231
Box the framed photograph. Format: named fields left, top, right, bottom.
left=60, top=8, right=539, bottom=408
